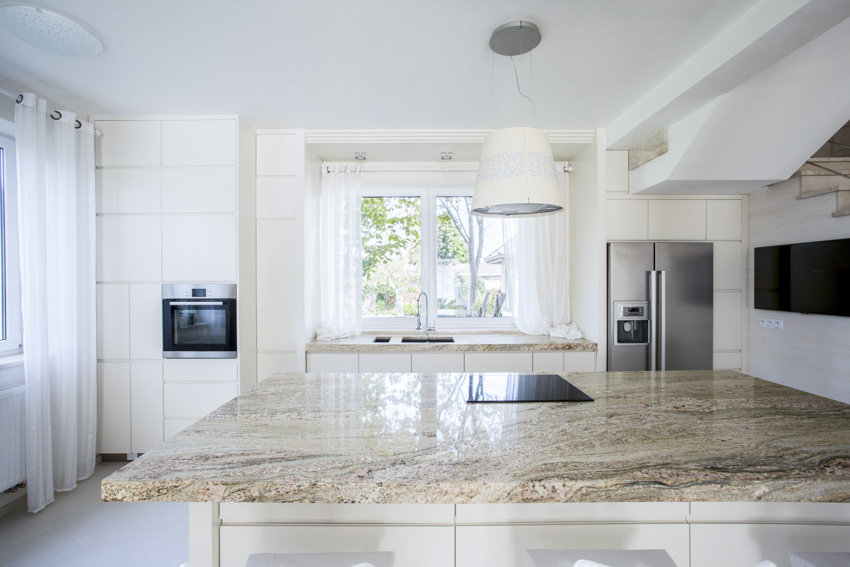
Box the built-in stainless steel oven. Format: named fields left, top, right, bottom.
left=162, top=284, right=237, bottom=359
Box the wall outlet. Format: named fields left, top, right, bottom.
left=759, top=318, right=783, bottom=330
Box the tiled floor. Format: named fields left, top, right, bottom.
left=0, top=461, right=188, bottom=567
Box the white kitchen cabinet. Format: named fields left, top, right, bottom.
left=163, top=361, right=238, bottom=382
left=219, top=525, right=454, bottom=567
left=130, top=362, right=163, bottom=453
left=606, top=199, right=648, bottom=241
left=532, top=352, right=564, bottom=372
left=691, top=523, right=850, bottom=567
left=256, top=176, right=299, bottom=219
left=97, top=362, right=131, bottom=453
left=564, top=351, right=596, bottom=372
left=713, top=241, right=743, bottom=291
left=96, top=168, right=161, bottom=214
left=161, top=120, right=236, bottom=166
left=97, top=284, right=130, bottom=360
left=257, top=353, right=299, bottom=381
left=129, top=284, right=162, bottom=360
left=95, top=120, right=162, bottom=167
left=411, top=353, right=465, bottom=373
left=256, top=134, right=300, bottom=176
left=706, top=200, right=742, bottom=240
left=648, top=200, right=707, bottom=240
left=257, top=219, right=298, bottom=351
left=306, top=353, right=359, bottom=373
left=162, top=168, right=236, bottom=213
left=164, top=382, right=238, bottom=419
left=161, top=215, right=237, bottom=282
left=164, top=419, right=196, bottom=440
left=455, top=524, right=690, bottom=567
left=359, top=353, right=412, bottom=373
left=464, top=352, right=532, bottom=372
left=97, top=215, right=162, bottom=282
left=714, top=292, right=742, bottom=351
left=713, top=352, right=742, bottom=370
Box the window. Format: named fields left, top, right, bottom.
left=0, top=125, right=22, bottom=355
left=360, top=187, right=513, bottom=330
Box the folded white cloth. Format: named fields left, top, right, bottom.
left=549, top=323, right=584, bottom=340
left=315, top=327, right=356, bottom=341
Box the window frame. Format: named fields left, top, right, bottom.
left=0, top=123, right=22, bottom=356
left=360, top=184, right=516, bottom=333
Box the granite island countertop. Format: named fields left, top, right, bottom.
left=102, top=370, right=850, bottom=504
left=306, top=333, right=597, bottom=352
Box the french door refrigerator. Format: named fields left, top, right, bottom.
left=607, top=242, right=713, bottom=371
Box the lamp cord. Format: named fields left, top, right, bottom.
left=510, top=55, right=536, bottom=124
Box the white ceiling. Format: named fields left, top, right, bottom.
left=0, top=0, right=773, bottom=132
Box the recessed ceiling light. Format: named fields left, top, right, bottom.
left=0, top=4, right=103, bottom=57
left=441, top=152, right=453, bottom=160
left=354, top=152, right=367, bottom=160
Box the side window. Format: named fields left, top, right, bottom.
left=0, top=130, right=22, bottom=354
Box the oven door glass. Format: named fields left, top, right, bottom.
left=163, top=299, right=236, bottom=358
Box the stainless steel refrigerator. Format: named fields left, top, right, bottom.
left=607, top=242, right=713, bottom=371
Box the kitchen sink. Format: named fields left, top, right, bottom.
left=400, top=336, right=454, bottom=343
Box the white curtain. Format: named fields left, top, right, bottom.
left=15, top=94, right=97, bottom=513
left=316, top=164, right=362, bottom=340
left=502, top=170, right=582, bottom=339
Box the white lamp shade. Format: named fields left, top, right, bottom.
left=472, top=127, right=563, bottom=217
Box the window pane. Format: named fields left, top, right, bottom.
left=436, top=196, right=510, bottom=318
left=361, top=196, right=421, bottom=318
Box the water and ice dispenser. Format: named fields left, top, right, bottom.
left=613, top=301, right=650, bottom=345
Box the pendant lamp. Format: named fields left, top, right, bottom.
left=472, top=22, right=563, bottom=217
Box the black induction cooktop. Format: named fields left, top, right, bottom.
left=461, top=373, right=594, bottom=403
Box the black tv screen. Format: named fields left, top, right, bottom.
left=754, top=238, right=850, bottom=317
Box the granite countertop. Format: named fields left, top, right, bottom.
left=101, top=370, right=850, bottom=504
left=306, top=333, right=597, bottom=352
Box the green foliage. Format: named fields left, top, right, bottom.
left=361, top=197, right=421, bottom=280
left=436, top=213, right=468, bottom=261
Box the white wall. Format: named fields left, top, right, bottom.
left=569, top=130, right=607, bottom=363
left=748, top=178, right=850, bottom=402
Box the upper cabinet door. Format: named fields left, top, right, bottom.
left=161, top=120, right=236, bottom=166
left=648, top=200, right=707, bottom=240
left=96, top=121, right=162, bottom=167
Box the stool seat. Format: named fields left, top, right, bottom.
left=791, top=552, right=850, bottom=567
left=525, top=549, right=678, bottom=567
left=244, top=552, right=395, bottom=567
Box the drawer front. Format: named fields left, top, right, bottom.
left=163, top=383, right=237, bottom=418
left=464, top=352, right=532, bottom=372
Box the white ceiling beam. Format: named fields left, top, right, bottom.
left=606, top=0, right=850, bottom=150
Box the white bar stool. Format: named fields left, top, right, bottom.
left=791, top=552, right=850, bottom=567
left=243, top=552, right=395, bottom=567
left=525, top=549, right=678, bottom=567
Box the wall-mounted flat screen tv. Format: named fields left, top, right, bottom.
left=754, top=237, right=850, bottom=317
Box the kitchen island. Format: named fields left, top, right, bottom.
left=102, top=371, right=850, bottom=567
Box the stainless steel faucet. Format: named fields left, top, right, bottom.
left=416, top=292, right=435, bottom=337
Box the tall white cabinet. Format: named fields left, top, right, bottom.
left=95, top=116, right=254, bottom=455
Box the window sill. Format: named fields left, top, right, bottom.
left=0, top=353, right=24, bottom=370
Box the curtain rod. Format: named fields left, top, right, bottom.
left=323, top=164, right=571, bottom=174
left=0, top=86, right=19, bottom=100
left=324, top=165, right=479, bottom=173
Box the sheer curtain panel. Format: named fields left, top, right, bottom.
left=15, top=94, right=97, bottom=513
left=316, top=164, right=362, bottom=340
left=502, top=169, right=582, bottom=339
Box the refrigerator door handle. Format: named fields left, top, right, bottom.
left=649, top=270, right=658, bottom=371
left=659, top=270, right=667, bottom=371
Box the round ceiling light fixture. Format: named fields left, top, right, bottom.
left=488, top=21, right=541, bottom=57
left=0, top=4, right=103, bottom=56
